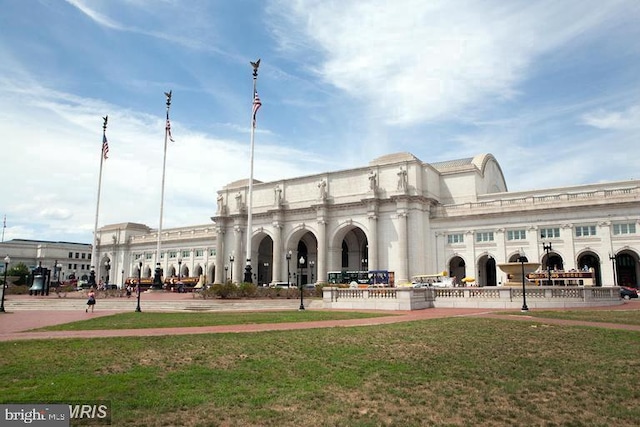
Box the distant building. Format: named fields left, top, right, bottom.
left=0, top=239, right=91, bottom=282
left=97, top=152, right=639, bottom=288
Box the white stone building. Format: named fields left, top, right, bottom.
left=0, top=239, right=92, bottom=282
left=98, top=152, right=640, bottom=288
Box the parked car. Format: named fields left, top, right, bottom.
left=620, top=286, right=639, bottom=300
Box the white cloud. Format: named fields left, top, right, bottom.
left=270, top=0, right=633, bottom=126
left=581, top=105, right=640, bottom=130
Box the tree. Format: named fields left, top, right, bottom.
left=7, top=262, right=30, bottom=285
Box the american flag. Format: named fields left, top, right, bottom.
left=166, top=116, right=175, bottom=142
left=252, top=90, right=262, bottom=128
left=102, top=134, right=109, bottom=160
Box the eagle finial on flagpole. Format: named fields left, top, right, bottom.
left=164, top=90, right=172, bottom=108
left=102, top=115, right=108, bottom=132
left=250, top=59, right=260, bottom=77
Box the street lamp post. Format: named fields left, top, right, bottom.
left=136, top=261, right=142, bottom=312
left=1, top=255, right=9, bottom=313
left=53, top=260, right=59, bottom=284
left=56, top=262, right=63, bottom=285
left=298, top=255, right=305, bottom=310
left=177, top=256, right=183, bottom=293
left=542, top=241, right=553, bottom=286
left=609, top=253, right=617, bottom=287
left=229, top=255, right=234, bottom=283
left=286, top=250, right=292, bottom=288
left=153, top=262, right=163, bottom=290
left=309, top=260, right=315, bottom=284
left=224, top=266, right=228, bottom=283
left=263, top=262, right=269, bottom=286
left=105, top=260, right=111, bottom=288
left=517, top=253, right=529, bottom=312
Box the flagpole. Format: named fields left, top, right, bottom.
left=2, top=215, right=5, bottom=242
left=89, top=116, right=108, bottom=287
left=154, top=90, right=172, bottom=289
left=244, top=59, right=261, bottom=283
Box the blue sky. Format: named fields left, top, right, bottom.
left=1, top=0, right=639, bottom=244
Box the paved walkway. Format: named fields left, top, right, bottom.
left=0, top=293, right=638, bottom=341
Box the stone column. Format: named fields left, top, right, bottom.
left=233, top=224, right=243, bottom=282
left=317, top=219, right=327, bottom=284
left=214, top=227, right=225, bottom=284
left=397, top=210, right=409, bottom=284
left=272, top=221, right=282, bottom=283
left=368, top=211, right=378, bottom=272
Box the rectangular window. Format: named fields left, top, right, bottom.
left=613, top=223, right=636, bottom=235
left=540, top=228, right=560, bottom=239
left=181, top=250, right=190, bottom=258
left=195, top=249, right=204, bottom=257
left=88, top=253, right=91, bottom=260
left=447, top=234, right=464, bottom=244
left=81, top=253, right=86, bottom=259
left=507, top=230, right=526, bottom=241
left=68, top=263, right=72, bottom=269
left=68, top=252, right=73, bottom=258
left=168, top=251, right=177, bottom=259
left=73, top=264, right=77, bottom=270
left=81, top=265, right=85, bottom=270
left=476, top=231, right=494, bottom=242
left=75, top=252, right=79, bottom=259
left=575, top=225, right=596, bottom=237
left=209, top=249, right=216, bottom=257
left=145, top=253, right=152, bottom=260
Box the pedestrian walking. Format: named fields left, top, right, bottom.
left=86, top=289, right=96, bottom=313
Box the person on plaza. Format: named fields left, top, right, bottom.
left=126, top=284, right=132, bottom=298
left=86, top=288, right=96, bottom=313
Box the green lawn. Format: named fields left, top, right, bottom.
left=34, top=310, right=395, bottom=331
left=506, top=308, right=640, bottom=325
left=1, top=313, right=639, bottom=426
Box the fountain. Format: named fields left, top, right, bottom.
left=497, top=262, right=540, bottom=286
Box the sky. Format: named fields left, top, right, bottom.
left=1, top=0, right=639, bottom=244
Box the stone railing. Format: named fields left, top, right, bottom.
left=323, top=286, right=622, bottom=310
left=435, top=185, right=640, bottom=217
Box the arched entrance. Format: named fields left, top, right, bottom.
left=617, top=251, right=639, bottom=287
left=288, top=230, right=318, bottom=285
left=478, top=254, right=497, bottom=286
left=330, top=225, right=368, bottom=282
left=448, top=256, right=466, bottom=285
left=543, top=252, right=564, bottom=272
left=577, top=252, right=601, bottom=286
left=256, top=235, right=273, bottom=285
left=194, top=265, right=203, bottom=277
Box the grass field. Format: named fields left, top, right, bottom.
left=33, top=310, right=396, bottom=331
left=1, top=311, right=639, bottom=426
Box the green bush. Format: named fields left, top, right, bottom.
left=210, top=282, right=238, bottom=299
left=237, top=282, right=258, bottom=298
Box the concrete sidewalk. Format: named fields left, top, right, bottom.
left=0, top=293, right=638, bottom=342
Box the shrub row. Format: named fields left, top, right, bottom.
left=201, top=282, right=325, bottom=299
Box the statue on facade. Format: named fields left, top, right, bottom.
left=274, top=185, right=282, bottom=206
left=318, top=179, right=327, bottom=201
left=235, top=192, right=243, bottom=210
left=397, top=167, right=408, bottom=191
left=368, top=171, right=378, bottom=191
left=217, top=194, right=224, bottom=214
